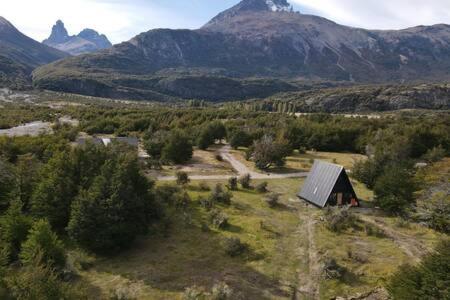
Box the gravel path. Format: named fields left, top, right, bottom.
left=157, top=145, right=309, bottom=181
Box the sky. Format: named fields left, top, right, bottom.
left=2, top=0, right=450, bottom=44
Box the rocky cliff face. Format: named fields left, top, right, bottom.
left=33, top=0, right=450, bottom=102
left=0, top=17, right=68, bottom=88
left=43, top=20, right=112, bottom=55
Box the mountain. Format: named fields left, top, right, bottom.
left=33, top=0, right=450, bottom=101
left=0, top=16, right=68, bottom=88
left=43, top=20, right=112, bottom=55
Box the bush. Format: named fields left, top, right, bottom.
left=176, top=171, right=190, bottom=186
left=198, top=196, right=214, bottom=211
left=422, top=145, right=446, bottom=163
left=264, top=193, right=279, bottom=208
left=20, top=220, right=66, bottom=270
left=209, top=209, right=229, bottom=229
left=174, top=191, right=191, bottom=211
left=6, top=258, right=85, bottom=300
left=209, top=184, right=232, bottom=205
left=198, top=182, right=210, bottom=191
left=255, top=182, right=268, bottom=193
left=215, top=154, right=223, bottom=162
left=364, top=224, right=386, bottom=238
left=183, top=286, right=207, bottom=300
left=211, top=282, right=234, bottom=300
left=238, top=174, right=251, bottom=189
left=323, top=258, right=347, bottom=280
left=223, top=237, right=246, bottom=257
left=324, top=207, right=360, bottom=233
left=227, top=177, right=238, bottom=191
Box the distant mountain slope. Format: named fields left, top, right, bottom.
left=33, top=0, right=450, bottom=101
left=0, top=16, right=68, bottom=88
left=43, top=20, right=112, bottom=55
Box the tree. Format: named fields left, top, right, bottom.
left=20, top=220, right=66, bottom=270
left=238, top=174, right=251, bottom=189
left=162, top=131, right=193, bottom=164
left=197, top=121, right=226, bottom=150
left=0, top=201, right=33, bottom=262
left=0, top=158, right=16, bottom=212
left=15, top=154, right=40, bottom=212
left=31, top=152, right=77, bottom=231
left=227, top=177, right=238, bottom=191
left=144, top=130, right=169, bottom=159
left=68, top=153, right=154, bottom=253
left=374, top=165, right=416, bottom=214
left=229, top=131, right=253, bottom=149
left=387, top=240, right=450, bottom=299
left=6, top=255, right=84, bottom=300
left=252, top=135, right=291, bottom=170
left=176, top=171, right=190, bottom=186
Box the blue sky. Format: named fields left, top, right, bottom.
left=3, top=0, right=450, bottom=44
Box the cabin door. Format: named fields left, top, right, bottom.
left=337, top=193, right=343, bottom=206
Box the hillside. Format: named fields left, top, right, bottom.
left=0, top=16, right=68, bottom=88
left=43, top=20, right=112, bottom=55
left=33, top=0, right=450, bottom=101
left=248, top=84, right=450, bottom=112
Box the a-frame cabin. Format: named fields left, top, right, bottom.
left=298, top=160, right=359, bottom=208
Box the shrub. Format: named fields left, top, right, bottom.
left=174, top=191, right=191, bottom=211
left=324, top=207, right=360, bottom=233
left=215, top=154, right=223, bottom=162
left=227, top=177, right=238, bottom=191
left=210, top=184, right=232, bottom=205
left=198, top=196, right=214, bottom=211
left=183, top=286, right=207, bottom=300
left=223, top=237, right=246, bottom=257
left=364, top=224, right=386, bottom=238
left=211, top=282, right=234, bottom=300
left=209, top=209, right=229, bottom=229
left=155, top=184, right=182, bottom=205
left=6, top=257, right=85, bottom=300
left=198, top=182, right=210, bottom=191
left=255, top=182, right=268, bottom=193
left=20, top=220, right=66, bottom=270
left=422, top=145, right=446, bottom=163
left=238, top=174, right=251, bottom=189
left=323, top=258, right=347, bottom=280
left=264, top=193, right=279, bottom=208
left=176, top=171, right=190, bottom=186
left=162, top=130, right=193, bottom=164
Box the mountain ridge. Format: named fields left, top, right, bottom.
left=33, top=0, right=450, bottom=101
left=43, top=20, right=112, bottom=56
left=0, top=16, right=68, bottom=88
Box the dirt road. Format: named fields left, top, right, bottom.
left=157, top=145, right=308, bottom=181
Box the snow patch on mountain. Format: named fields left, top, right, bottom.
left=265, top=0, right=293, bottom=12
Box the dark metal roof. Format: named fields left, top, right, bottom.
left=298, top=160, right=344, bottom=207
left=115, top=137, right=139, bottom=147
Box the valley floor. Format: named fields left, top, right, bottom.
left=74, top=176, right=442, bottom=299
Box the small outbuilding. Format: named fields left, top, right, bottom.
left=298, top=160, right=359, bottom=208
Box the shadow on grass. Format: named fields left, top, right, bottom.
left=93, top=207, right=290, bottom=299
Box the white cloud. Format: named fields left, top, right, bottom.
left=291, top=0, right=450, bottom=30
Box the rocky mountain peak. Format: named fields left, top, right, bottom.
left=45, top=20, right=69, bottom=44
left=204, top=0, right=295, bottom=27
left=43, top=20, right=112, bottom=55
